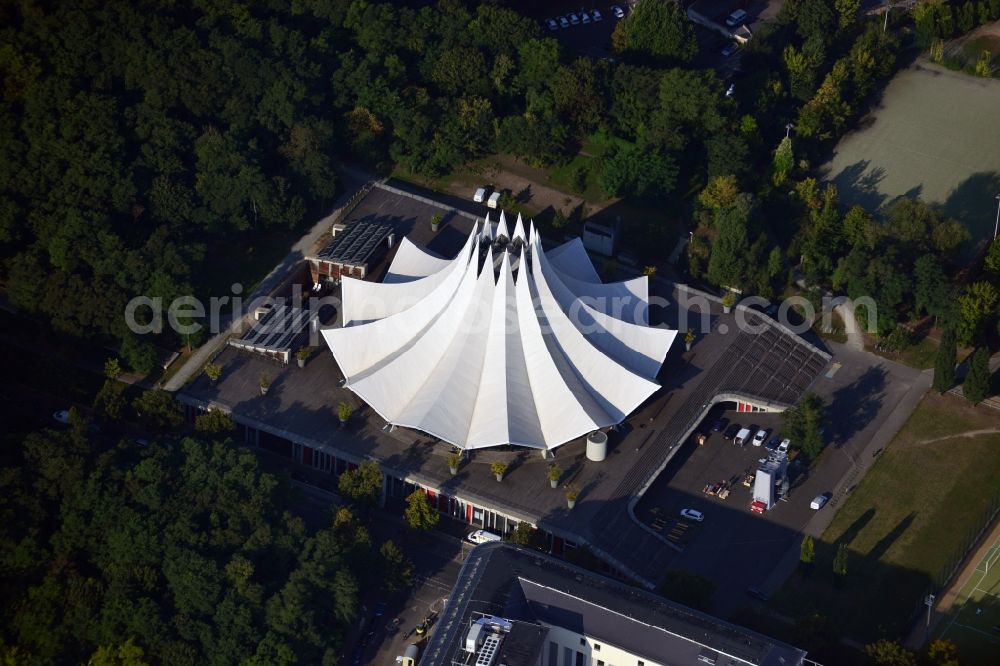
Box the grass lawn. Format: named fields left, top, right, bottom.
left=945, top=33, right=1000, bottom=74
left=390, top=165, right=461, bottom=193
left=547, top=134, right=615, bottom=203
left=771, top=392, right=1000, bottom=643
left=548, top=155, right=606, bottom=203
left=898, top=335, right=939, bottom=370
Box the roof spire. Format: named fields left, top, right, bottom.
left=512, top=213, right=526, bottom=243
left=482, top=212, right=493, bottom=241
left=496, top=210, right=509, bottom=240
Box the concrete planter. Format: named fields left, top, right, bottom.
left=450, top=467, right=458, bottom=476
left=431, top=222, right=440, bottom=233
left=685, top=341, right=692, bottom=352
left=259, top=385, right=269, bottom=396
left=550, top=479, right=558, bottom=489
left=723, top=305, right=732, bottom=314
left=297, top=358, right=305, bottom=368
left=495, top=473, right=504, bottom=482
left=567, top=499, right=576, bottom=509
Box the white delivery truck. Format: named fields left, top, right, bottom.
left=734, top=427, right=752, bottom=447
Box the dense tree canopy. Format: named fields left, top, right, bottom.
left=611, top=0, right=698, bottom=66
left=0, top=430, right=364, bottom=663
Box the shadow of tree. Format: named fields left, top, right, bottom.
left=826, top=365, right=888, bottom=447
left=942, top=170, right=1000, bottom=252
left=826, top=159, right=889, bottom=213
left=839, top=507, right=876, bottom=550
left=866, top=512, right=915, bottom=566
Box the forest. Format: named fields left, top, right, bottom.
left=0, top=414, right=413, bottom=664
left=2, top=0, right=1000, bottom=370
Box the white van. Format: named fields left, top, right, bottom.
left=467, top=529, right=502, bottom=545
left=735, top=427, right=752, bottom=447
left=726, top=9, right=748, bottom=27
left=473, top=186, right=490, bottom=203
left=487, top=191, right=502, bottom=209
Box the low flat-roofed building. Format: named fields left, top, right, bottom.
left=312, top=219, right=395, bottom=281
left=227, top=304, right=316, bottom=364
left=421, top=541, right=808, bottom=666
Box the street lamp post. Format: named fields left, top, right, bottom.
left=884, top=8, right=890, bottom=33
left=925, top=593, right=936, bottom=635
left=993, top=193, right=1000, bottom=240
left=785, top=123, right=794, bottom=139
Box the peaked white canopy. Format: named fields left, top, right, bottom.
left=323, top=220, right=676, bottom=450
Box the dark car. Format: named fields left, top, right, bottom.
left=766, top=436, right=781, bottom=451
left=374, top=601, right=387, bottom=618
left=712, top=417, right=729, bottom=433
left=723, top=423, right=742, bottom=440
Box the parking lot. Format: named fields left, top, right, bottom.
left=531, top=3, right=628, bottom=58
left=635, top=407, right=837, bottom=613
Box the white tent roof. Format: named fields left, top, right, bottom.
left=322, top=219, right=675, bottom=450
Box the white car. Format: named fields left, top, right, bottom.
left=582, top=12, right=591, bottom=24
left=592, top=9, right=603, bottom=21
left=473, top=186, right=489, bottom=203
left=810, top=494, right=830, bottom=510
left=52, top=409, right=71, bottom=425
left=467, top=529, right=502, bottom=544
left=546, top=18, right=558, bottom=32
left=752, top=429, right=768, bottom=447
left=559, top=16, right=570, bottom=28
left=778, top=438, right=791, bottom=453
left=612, top=5, right=625, bottom=19
left=568, top=13, right=580, bottom=25
left=680, top=509, right=704, bottom=522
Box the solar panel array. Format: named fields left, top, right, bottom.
left=229, top=305, right=314, bottom=356
left=317, top=221, right=393, bottom=265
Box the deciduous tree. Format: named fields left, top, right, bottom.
left=865, top=639, right=917, bottom=666
left=338, top=460, right=384, bottom=511
left=611, top=0, right=697, bottom=65
left=956, top=281, right=999, bottom=347
left=133, top=389, right=183, bottom=430
left=404, top=490, right=439, bottom=532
